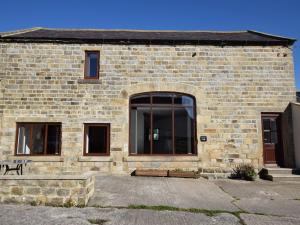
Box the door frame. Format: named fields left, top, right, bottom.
left=261, top=112, right=284, bottom=166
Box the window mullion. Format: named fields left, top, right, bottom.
left=172, top=105, right=175, bottom=155
left=29, top=124, right=33, bottom=156
left=99, top=125, right=103, bottom=153
left=106, top=125, right=109, bottom=155
left=149, top=94, right=152, bottom=155
left=44, top=124, right=48, bottom=155
left=193, top=106, right=197, bottom=154
left=85, top=125, right=89, bottom=155
left=172, top=95, right=175, bottom=155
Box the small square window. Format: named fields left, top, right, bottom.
left=84, top=51, right=100, bottom=79
left=84, top=124, right=110, bottom=156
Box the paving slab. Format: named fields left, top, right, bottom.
left=237, top=198, right=300, bottom=218
left=241, top=213, right=300, bottom=225
left=213, top=179, right=300, bottom=218
left=88, top=175, right=238, bottom=211
left=0, top=204, right=240, bottom=225
left=213, top=179, right=300, bottom=200
left=1, top=176, right=300, bottom=224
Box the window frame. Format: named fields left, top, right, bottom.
left=129, top=92, right=197, bottom=156
left=83, top=123, right=110, bottom=156
left=15, top=122, right=62, bottom=156
left=84, top=51, right=100, bottom=80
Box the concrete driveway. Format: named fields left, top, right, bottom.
left=1, top=175, right=300, bottom=225
left=88, top=175, right=238, bottom=211
left=0, top=205, right=241, bottom=225
left=213, top=179, right=300, bottom=218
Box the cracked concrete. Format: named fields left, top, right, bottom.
left=213, top=179, right=300, bottom=219
left=1, top=175, right=300, bottom=225
left=88, top=175, right=238, bottom=211
left=0, top=205, right=241, bottom=225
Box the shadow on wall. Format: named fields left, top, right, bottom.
left=297, top=91, right=300, bottom=103
left=291, top=103, right=300, bottom=168
left=282, top=102, right=300, bottom=168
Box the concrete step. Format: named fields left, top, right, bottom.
left=264, top=168, right=294, bottom=175
left=264, top=164, right=279, bottom=168
left=260, top=167, right=300, bottom=182
left=264, top=174, right=300, bottom=182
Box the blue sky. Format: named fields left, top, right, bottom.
left=1, top=0, right=299, bottom=89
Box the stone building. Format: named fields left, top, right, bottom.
left=0, top=28, right=297, bottom=174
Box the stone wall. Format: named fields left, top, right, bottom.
left=282, top=104, right=296, bottom=168
left=292, top=103, right=300, bottom=168
left=0, top=42, right=296, bottom=173
left=0, top=172, right=95, bottom=206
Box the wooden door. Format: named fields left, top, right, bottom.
left=262, top=114, right=283, bottom=165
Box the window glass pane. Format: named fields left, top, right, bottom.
left=271, top=131, right=278, bottom=144
left=131, top=95, right=151, bottom=104
left=174, top=95, right=194, bottom=106
left=174, top=107, right=195, bottom=154
left=152, top=93, right=173, bottom=104
left=87, top=52, right=98, bottom=77
left=263, top=119, right=270, bottom=131
left=129, top=93, right=196, bottom=155
left=31, top=124, right=45, bottom=154
left=152, top=107, right=173, bottom=154
left=263, top=131, right=271, bottom=143
left=86, top=126, right=107, bottom=154
left=130, top=106, right=151, bottom=154
left=270, top=120, right=277, bottom=131
left=17, top=125, right=31, bottom=154
left=47, top=125, right=61, bottom=155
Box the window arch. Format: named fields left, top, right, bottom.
left=129, top=92, right=197, bottom=155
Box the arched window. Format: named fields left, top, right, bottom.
left=129, top=92, right=197, bottom=155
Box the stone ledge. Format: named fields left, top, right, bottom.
left=78, top=156, right=112, bottom=162
left=9, top=156, right=64, bottom=162
left=0, top=171, right=96, bottom=180
left=77, top=79, right=102, bottom=84
left=126, top=156, right=199, bottom=162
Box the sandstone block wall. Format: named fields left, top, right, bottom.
left=0, top=172, right=95, bottom=206
left=0, top=42, right=296, bottom=173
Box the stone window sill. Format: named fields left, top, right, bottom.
left=10, top=156, right=64, bottom=162
left=126, top=156, right=199, bottom=162
left=78, top=156, right=112, bottom=162
left=77, top=79, right=102, bottom=84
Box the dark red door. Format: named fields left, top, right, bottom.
left=262, top=114, right=283, bottom=165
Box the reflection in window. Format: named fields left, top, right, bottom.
left=129, top=92, right=196, bottom=155
left=84, top=124, right=110, bottom=155
left=263, top=118, right=278, bottom=144
left=130, top=95, right=151, bottom=104
left=130, top=107, right=151, bottom=154
left=174, top=107, right=195, bottom=154
left=47, top=125, right=61, bottom=155
left=16, top=123, right=61, bottom=155
left=174, top=96, right=194, bottom=106
left=85, top=51, right=99, bottom=79
left=152, top=107, right=173, bottom=154
left=17, top=125, right=31, bottom=155
left=31, top=124, right=45, bottom=154
left=152, top=93, right=173, bottom=104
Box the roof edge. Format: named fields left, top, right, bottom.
left=0, top=27, right=43, bottom=37
left=248, top=30, right=296, bottom=43
left=0, top=27, right=296, bottom=46
left=39, top=27, right=250, bottom=33
left=291, top=101, right=300, bottom=106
